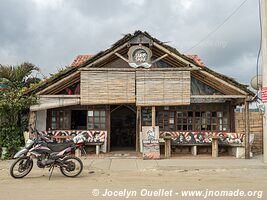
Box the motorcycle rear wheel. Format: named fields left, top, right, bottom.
left=60, top=156, right=83, bottom=178
left=10, top=156, right=33, bottom=179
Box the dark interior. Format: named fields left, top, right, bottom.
left=110, top=106, right=136, bottom=150
left=71, top=110, right=87, bottom=130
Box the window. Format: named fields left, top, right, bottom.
left=157, top=104, right=231, bottom=132
left=48, top=110, right=71, bottom=130
left=87, top=110, right=106, bottom=129
left=157, top=111, right=175, bottom=130
left=177, top=111, right=193, bottom=131
left=141, top=107, right=152, bottom=126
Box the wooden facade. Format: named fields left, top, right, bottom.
left=30, top=31, right=254, bottom=156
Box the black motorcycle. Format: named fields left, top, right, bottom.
left=10, top=127, right=86, bottom=179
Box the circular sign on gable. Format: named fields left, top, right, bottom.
left=133, top=48, right=148, bottom=63
left=128, top=45, right=152, bottom=68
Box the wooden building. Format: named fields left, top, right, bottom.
left=29, top=31, right=254, bottom=156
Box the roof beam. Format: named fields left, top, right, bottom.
left=151, top=54, right=168, bottom=64
left=84, top=43, right=128, bottom=68
left=37, top=71, right=80, bottom=95
left=115, top=52, right=129, bottom=63
left=153, top=42, right=200, bottom=70
left=191, top=95, right=246, bottom=99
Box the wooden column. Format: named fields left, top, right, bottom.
left=107, top=105, right=111, bottom=152
left=244, top=99, right=250, bottom=159
left=152, top=106, right=156, bottom=128
left=229, top=101, right=235, bottom=132
left=211, top=137, right=219, bottom=158
left=136, top=106, right=141, bottom=152
left=164, top=138, right=171, bottom=159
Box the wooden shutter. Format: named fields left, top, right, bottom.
left=136, top=70, right=190, bottom=106
left=81, top=70, right=135, bottom=104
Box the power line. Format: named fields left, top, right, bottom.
left=184, top=0, right=249, bottom=53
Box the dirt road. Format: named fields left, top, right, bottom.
left=0, top=159, right=266, bottom=200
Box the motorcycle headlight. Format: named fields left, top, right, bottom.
left=25, top=139, right=34, bottom=148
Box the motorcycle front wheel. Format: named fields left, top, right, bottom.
left=60, top=156, right=83, bottom=178
left=10, top=156, right=33, bottom=179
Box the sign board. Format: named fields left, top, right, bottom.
left=128, top=45, right=152, bottom=68
left=141, top=126, right=159, bottom=140
left=262, top=87, right=267, bottom=102
left=142, top=139, right=160, bottom=160
left=140, top=126, right=159, bottom=152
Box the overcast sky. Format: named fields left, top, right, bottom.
left=0, top=0, right=261, bottom=84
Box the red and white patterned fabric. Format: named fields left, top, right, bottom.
left=160, top=131, right=244, bottom=145
left=40, top=130, right=106, bottom=143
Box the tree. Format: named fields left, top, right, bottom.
left=0, top=63, right=40, bottom=158
left=0, top=62, right=40, bottom=89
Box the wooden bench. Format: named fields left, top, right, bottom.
left=161, top=138, right=244, bottom=158
left=84, top=142, right=104, bottom=156
left=49, top=136, right=104, bottom=156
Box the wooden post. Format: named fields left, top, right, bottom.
left=244, top=99, right=250, bottom=159
left=152, top=106, right=156, bottom=128
left=165, top=138, right=171, bottom=159
left=230, top=101, right=235, bottom=132
left=191, top=146, right=197, bottom=156
left=211, top=137, right=219, bottom=158
left=96, top=144, right=100, bottom=156
left=107, top=105, right=111, bottom=152
left=136, top=106, right=141, bottom=152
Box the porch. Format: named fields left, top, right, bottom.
left=30, top=101, right=248, bottom=158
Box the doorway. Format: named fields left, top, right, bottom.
left=110, top=105, right=136, bottom=150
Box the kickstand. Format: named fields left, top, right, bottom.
left=82, top=147, right=87, bottom=157
left=48, top=163, right=55, bottom=180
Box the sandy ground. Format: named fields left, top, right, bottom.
left=0, top=158, right=266, bottom=200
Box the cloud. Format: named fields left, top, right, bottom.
left=0, top=0, right=260, bottom=84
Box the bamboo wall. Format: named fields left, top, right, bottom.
left=235, top=112, right=263, bottom=155
left=81, top=71, right=135, bottom=105
left=136, top=70, right=190, bottom=106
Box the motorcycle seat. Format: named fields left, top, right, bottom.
left=47, top=141, right=74, bottom=152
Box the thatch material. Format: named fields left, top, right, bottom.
left=28, top=30, right=254, bottom=96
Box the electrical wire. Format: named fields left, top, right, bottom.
left=184, top=0, right=249, bottom=53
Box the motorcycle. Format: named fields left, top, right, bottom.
left=10, top=126, right=87, bottom=179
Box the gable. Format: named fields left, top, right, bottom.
left=33, top=31, right=253, bottom=97
left=101, top=56, right=174, bottom=69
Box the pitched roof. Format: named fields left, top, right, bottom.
left=27, top=30, right=254, bottom=96
left=71, top=55, right=92, bottom=67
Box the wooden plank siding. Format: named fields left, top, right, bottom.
left=136, top=70, right=191, bottom=106
left=80, top=71, right=135, bottom=105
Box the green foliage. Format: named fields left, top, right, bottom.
left=0, top=62, right=39, bottom=159
left=0, top=62, right=40, bottom=89
left=0, top=89, right=37, bottom=159
left=0, top=125, right=24, bottom=159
